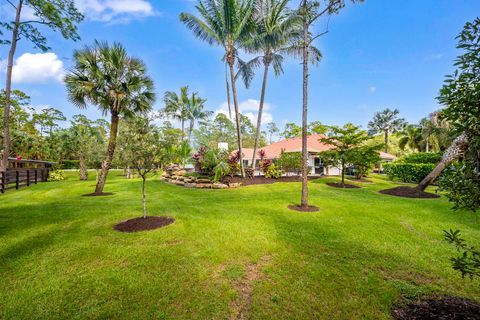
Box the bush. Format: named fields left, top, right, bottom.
left=383, top=163, right=435, bottom=183
left=265, top=163, right=283, bottom=179
left=61, top=160, right=80, bottom=169
left=397, top=152, right=442, bottom=164
left=48, top=170, right=66, bottom=182
left=277, top=152, right=302, bottom=174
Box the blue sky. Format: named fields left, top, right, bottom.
left=1, top=0, right=479, bottom=132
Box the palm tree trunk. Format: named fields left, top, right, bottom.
left=228, top=62, right=245, bottom=177
left=189, top=120, right=194, bottom=143
left=1, top=0, right=23, bottom=173
left=142, top=174, right=147, bottom=219
left=426, top=137, right=430, bottom=152
left=251, top=63, right=270, bottom=170
left=181, top=119, right=185, bottom=141
left=225, top=63, right=232, bottom=120
left=301, top=4, right=309, bottom=208
left=79, top=155, right=88, bottom=181
left=384, top=131, right=389, bottom=153
left=95, top=111, right=119, bottom=194
left=416, top=132, right=468, bottom=191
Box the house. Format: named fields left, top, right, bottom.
left=236, top=134, right=396, bottom=176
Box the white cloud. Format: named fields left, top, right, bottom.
left=10, top=52, right=65, bottom=84
left=369, top=86, right=376, bottom=93
left=215, top=99, right=274, bottom=125
left=74, top=0, right=157, bottom=22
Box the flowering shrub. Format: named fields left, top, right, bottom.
left=258, top=150, right=272, bottom=174
left=48, top=170, right=66, bottom=182
left=228, top=151, right=241, bottom=176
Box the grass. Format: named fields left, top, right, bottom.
left=0, top=172, right=479, bottom=319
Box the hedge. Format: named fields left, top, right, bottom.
left=397, top=152, right=442, bottom=164
left=383, top=163, right=436, bottom=183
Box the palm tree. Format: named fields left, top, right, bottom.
left=398, top=124, right=423, bottom=152
left=65, top=41, right=155, bottom=194
left=180, top=0, right=256, bottom=177
left=368, top=108, right=405, bottom=153
left=163, top=86, right=190, bottom=141
left=238, top=0, right=303, bottom=169
left=185, top=93, right=213, bottom=142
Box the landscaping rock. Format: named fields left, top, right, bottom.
left=197, top=178, right=212, bottom=183
left=184, top=183, right=197, bottom=188
left=212, top=183, right=228, bottom=189
left=196, top=183, right=212, bottom=189
left=228, top=183, right=242, bottom=188
left=176, top=170, right=187, bottom=176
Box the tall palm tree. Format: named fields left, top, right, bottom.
left=180, top=0, right=256, bottom=177
left=238, top=0, right=304, bottom=169
left=368, top=108, right=405, bottom=153
left=65, top=41, right=155, bottom=194
left=398, top=124, right=423, bottom=152
left=163, top=86, right=190, bottom=141
left=186, top=93, right=213, bottom=142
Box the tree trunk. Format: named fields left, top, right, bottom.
left=142, top=175, right=147, bottom=219
left=426, top=137, right=430, bottom=153
left=228, top=61, right=245, bottom=177
left=189, top=120, right=194, bottom=144
left=301, top=4, right=309, bottom=208
left=79, top=155, right=88, bottom=181
left=251, top=63, right=270, bottom=170
left=127, top=166, right=133, bottom=179
left=95, top=111, right=119, bottom=194
left=384, top=131, right=389, bottom=153
left=415, top=132, right=468, bottom=191
left=225, top=63, right=232, bottom=120
left=181, top=119, right=185, bottom=141
left=341, top=159, right=345, bottom=188
left=1, top=0, right=23, bottom=173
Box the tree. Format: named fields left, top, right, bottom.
left=319, top=123, right=372, bottom=188
left=121, top=116, right=161, bottom=218
left=162, top=87, right=190, bottom=140
left=185, top=93, right=212, bottom=142
left=297, top=0, right=361, bottom=208
left=281, top=122, right=302, bottom=139
left=308, top=120, right=328, bottom=134
left=1, top=0, right=83, bottom=172
left=266, top=121, right=279, bottom=143
left=349, top=144, right=382, bottom=179
left=65, top=41, right=156, bottom=195
left=177, top=141, right=193, bottom=169
left=180, top=0, right=256, bottom=177
left=398, top=124, right=423, bottom=152
left=368, top=108, right=405, bottom=154
left=237, top=0, right=302, bottom=169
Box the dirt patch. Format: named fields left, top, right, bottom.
left=288, top=205, right=320, bottom=212
left=222, top=175, right=321, bottom=186
left=113, top=216, right=175, bottom=233
left=392, top=296, right=480, bottom=320
left=82, top=192, right=115, bottom=197
left=229, top=256, right=270, bottom=320
left=326, top=182, right=361, bottom=189
left=347, top=177, right=373, bottom=183
left=379, top=186, right=440, bottom=199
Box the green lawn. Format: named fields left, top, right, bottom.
left=0, top=172, right=479, bottom=319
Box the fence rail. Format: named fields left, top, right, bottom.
left=1, top=168, right=49, bottom=194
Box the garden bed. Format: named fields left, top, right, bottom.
left=379, top=186, right=440, bottom=199
left=114, top=216, right=175, bottom=233
left=326, top=182, right=361, bottom=189
left=392, top=296, right=480, bottom=320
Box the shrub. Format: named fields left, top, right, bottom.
left=265, top=163, right=283, bottom=179
left=383, top=163, right=435, bottom=183
left=397, top=152, right=442, bottom=164
left=48, top=170, right=66, bottom=182
left=277, top=151, right=302, bottom=174
left=61, top=160, right=80, bottom=169
left=259, top=159, right=272, bottom=174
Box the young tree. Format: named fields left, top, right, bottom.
left=319, top=123, right=372, bottom=188
left=180, top=0, right=256, bottom=177
left=266, top=121, right=279, bottom=143
left=121, top=116, right=161, bottom=218
left=368, top=108, right=406, bottom=153
left=65, top=41, right=156, bottom=195
left=1, top=0, right=83, bottom=172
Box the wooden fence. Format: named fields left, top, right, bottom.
left=0, top=168, right=49, bottom=194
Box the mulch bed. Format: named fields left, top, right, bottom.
left=347, top=177, right=373, bottom=183
left=288, top=205, right=320, bottom=212
left=326, top=182, right=361, bottom=189
left=392, top=296, right=480, bottom=320
left=379, top=186, right=440, bottom=199
left=82, top=192, right=115, bottom=197
left=114, top=216, right=175, bottom=233
left=222, top=175, right=321, bottom=186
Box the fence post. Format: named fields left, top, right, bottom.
left=1, top=171, right=4, bottom=194
left=35, top=170, right=38, bottom=184
left=27, top=170, right=30, bottom=186
left=15, top=171, right=19, bottom=190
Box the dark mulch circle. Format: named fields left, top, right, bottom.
left=379, top=186, right=440, bottom=199
left=347, top=177, right=373, bottom=183
left=114, top=216, right=175, bottom=233
left=392, top=296, right=480, bottom=320
left=222, top=175, right=321, bottom=186
left=82, top=192, right=115, bottom=197
left=326, top=182, right=361, bottom=189
left=288, top=205, right=320, bottom=212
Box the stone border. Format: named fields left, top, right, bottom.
left=160, top=171, right=241, bottom=189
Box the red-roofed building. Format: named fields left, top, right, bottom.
left=236, top=134, right=396, bottom=175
